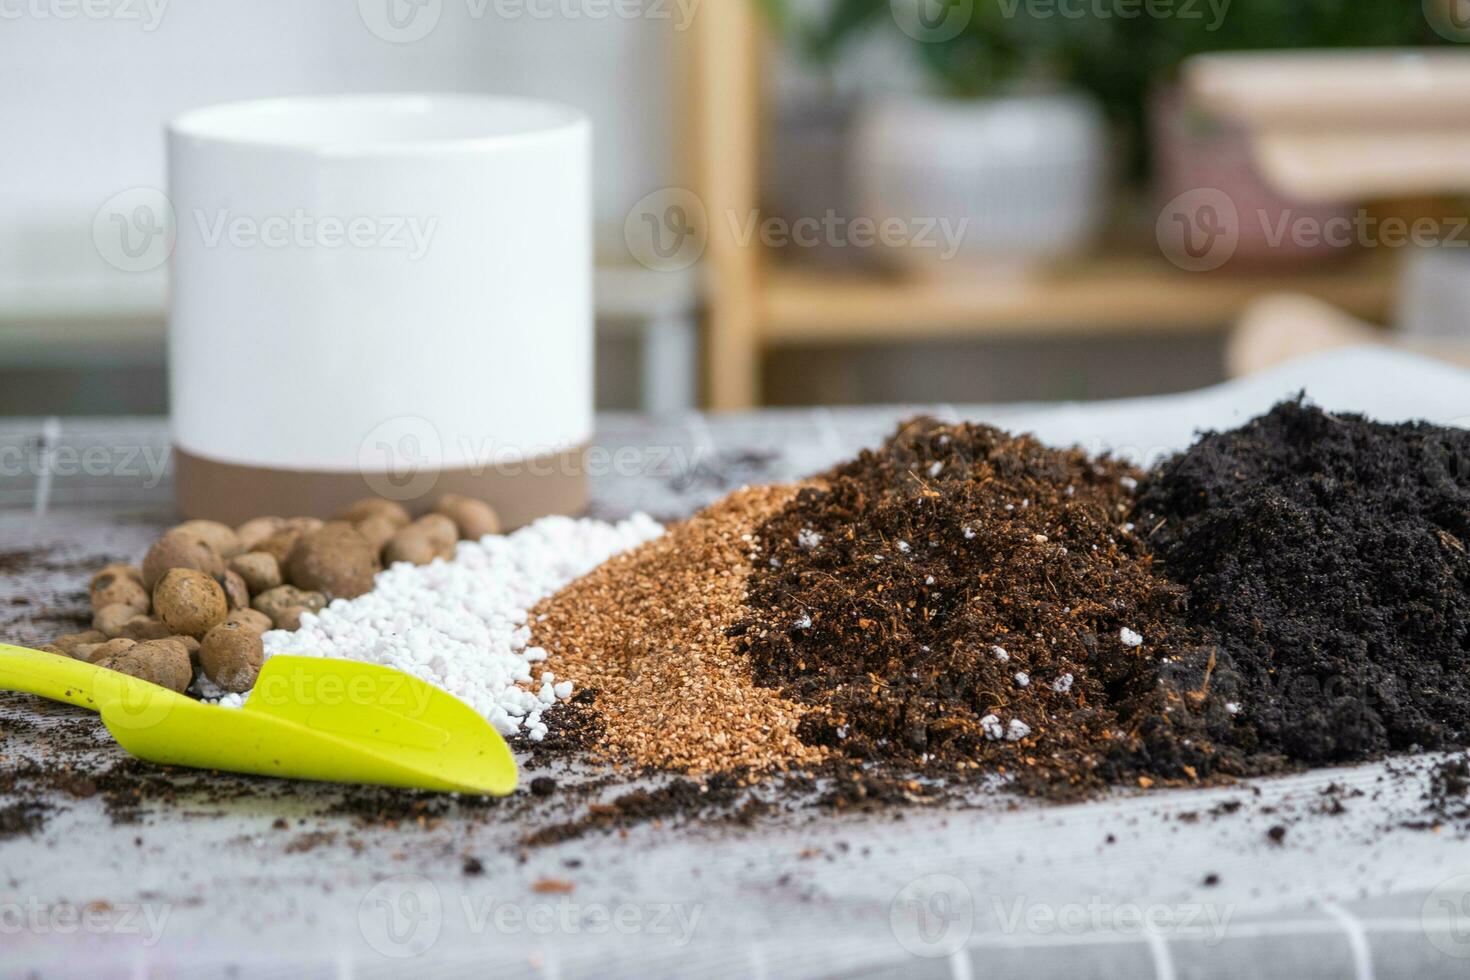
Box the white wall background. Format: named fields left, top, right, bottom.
left=0, top=0, right=682, bottom=314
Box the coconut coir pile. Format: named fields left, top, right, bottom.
left=1136, top=399, right=1470, bottom=765
left=531, top=484, right=824, bottom=774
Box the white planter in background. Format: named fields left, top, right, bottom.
left=852, top=91, right=1108, bottom=276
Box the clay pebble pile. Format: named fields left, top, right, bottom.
left=42, top=494, right=662, bottom=740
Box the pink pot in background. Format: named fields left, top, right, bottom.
left=1152, top=88, right=1357, bottom=269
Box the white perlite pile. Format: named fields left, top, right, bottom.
left=218, top=513, right=663, bottom=739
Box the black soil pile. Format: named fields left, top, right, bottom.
left=734, top=417, right=1227, bottom=797
left=1137, top=400, right=1470, bottom=765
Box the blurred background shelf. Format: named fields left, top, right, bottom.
left=761, top=253, right=1398, bottom=345
left=2, top=2, right=1467, bottom=416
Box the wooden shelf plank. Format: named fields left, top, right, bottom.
left=761, top=255, right=1397, bottom=345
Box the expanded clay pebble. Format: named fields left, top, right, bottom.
left=141, top=529, right=225, bottom=591
left=90, top=569, right=149, bottom=614
left=153, top=568, right=228, bottom=638
left=93, top=603, right=141, bottom=638
left=435, top=494, right=501, bottom=540
left=336, top=497, right=410, bottom=528
left=286, top=523, right=380, bottom=599
left=251, top=585, right=326, bottom=631
left=235, top=516, right=287, bottom=553
left=200, top=623, right=263, bottom=692
left=382, top=527, right=441, bottom=567
left=255, top=517, right=324, bottom=566
left=218, top=569, right=250, bottom=611
left=90, top=563, right=143, bottom=589
left=173, top=519, right=241, bottom=559
left=225, top=609, right=273, bottom=634
left=211, top=514, right=665, bottom=740
left=228, top=552, right=281, bottom=594
left=53, top=630, right=105, bottom=657
left=413, top=514, right=459, bottom=552
left=117, top=616, right=174, bottom=642
left=76, top=637, right=135, bottom=664
left=96, top=639, right=192, bottom=694
left=354, top=516, right=397, bottom=553
left=532, top=485, right=825, bottom=773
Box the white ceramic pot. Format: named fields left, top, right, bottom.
left=852, top=91, right=1108, bottom=276
left=167, top=94, right=591, bottom=526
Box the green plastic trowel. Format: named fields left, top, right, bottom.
left=0, top=643, right=517, bottom=795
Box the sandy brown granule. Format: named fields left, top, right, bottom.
left=531, top=484, right=826, bottom=774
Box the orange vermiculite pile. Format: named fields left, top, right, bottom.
left=531, top=484, right=825, bottom=773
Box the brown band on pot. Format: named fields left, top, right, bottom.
left=173, top=445, right=590, bottom=529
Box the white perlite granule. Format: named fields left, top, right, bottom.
left=1120, top=627, right=1144, bottom=648
left=220, top=513, right=663, bottom=740
left=981, top=714, right=1031, bottom=742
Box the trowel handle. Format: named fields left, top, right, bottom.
left=0, top=643, right=105, bottom=712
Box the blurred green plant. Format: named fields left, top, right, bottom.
left=756, top=0, right=1448, bottom=93
left=754, top=0, right=1072, bottom=93
left=754, top=0, right=1451, bottom=169
left=751, top=0, right=887, bottom=71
